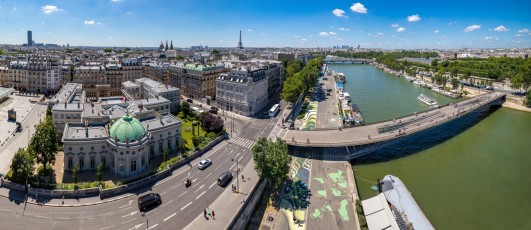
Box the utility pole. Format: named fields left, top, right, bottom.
left=232, top=158, right=240, bottom=193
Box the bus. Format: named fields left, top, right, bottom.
left=268, top=104, right=280, bottom=117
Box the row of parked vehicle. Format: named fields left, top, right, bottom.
left=138, top=158, right=233, bottom=212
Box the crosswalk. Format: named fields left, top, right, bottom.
left=231, top=137, right=256, bottom=149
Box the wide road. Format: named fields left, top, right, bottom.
left=0, top=109, right=282, bottom=230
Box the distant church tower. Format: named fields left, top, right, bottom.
left=170, top=40, right=173, bottom=50
left=237, top=30, right=244, bottom=49
left=159, top=41, right=164, bottom=50
left=165, top=40, right=169, bottom=51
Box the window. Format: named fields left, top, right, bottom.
left=90, top=156, right=95, bottom=169
left=159, top=142, right=163, bottom=153
left=168, top=139, right=172, bottom=150
left=131, top=160, right=137, bottom=172
left=111, top=155, right=114, bottom=168
left=150, top=145, right=155, bottom=158
left=79, top=156, right=84, bottom=169
left=91, top=146, right=95, bottom=151
left=101, top=156, right=106, bottom=167
left=119, top=160, right=124, bottom=172
left=141, top=153, right=145, bottom=167
left=68, top=156, right=73, bottom=170
left=80, top=147, right=83, bottom=151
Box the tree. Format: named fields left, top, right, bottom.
left=163, top=149, right=168, bottom=161
left=97, top=162, right=103, bottom=182
left=72, top=164, right=80, bottom=187
left=451, top=78, right=459, bottom=90
left=29, top=118, right=57, bottom=176
left=9, top=148, right=34, bottom=184
left=181, top=101, right=192, bottom=118
left=192, top=136, right=205, bottom=147
left=252, top=137, right=292, bottom=189
left=525, top=90, right=531, bottom=107
left=212, top=49, right=219, bottom=55
left=201, top=114, right=224, bottom=133
left=103, top=48, right=112, bottom=53
left=175, top=56, right=185, bottom=60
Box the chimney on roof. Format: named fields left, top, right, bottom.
left=85, top=120, right=88, bottom=138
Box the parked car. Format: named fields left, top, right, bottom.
left=218, top=171, right=233, bottom=187
left=138, top=193, right=161, bottom=211
left=198, top=159, right=212, bottom=170
left=209, top=109, right=218, bottom=114
left=186, top=99, right=193, bottom=103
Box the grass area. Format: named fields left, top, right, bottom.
left=181, top=119, right=206, bottom=150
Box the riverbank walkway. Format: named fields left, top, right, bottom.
left=283, top=92, right=505, bottom=148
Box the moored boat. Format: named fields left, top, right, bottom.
left=418, top=94, right=438, bottom=106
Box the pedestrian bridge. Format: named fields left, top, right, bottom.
left=282, top=92, right=506, bottom=159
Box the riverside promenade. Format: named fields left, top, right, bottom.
left=283, top=92, right=506, bottom=148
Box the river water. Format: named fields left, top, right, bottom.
left=328, top=64, right=531, bottom=229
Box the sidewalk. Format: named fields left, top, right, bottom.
left=184, top=158, right=259, bottom=230
left=0, top=139, right=231, bottom=207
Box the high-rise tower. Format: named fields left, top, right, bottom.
left=237, top=30, right=244, bottom=49
left=27, top=30, right=33, bottom=46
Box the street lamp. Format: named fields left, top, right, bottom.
left=231, top=114, right=234, bottom=138
left=232, top=158, right=240, bottom=193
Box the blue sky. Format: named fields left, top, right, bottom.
left=1, top=0, right=530, bottom=48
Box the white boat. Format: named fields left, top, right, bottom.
left=343, top=92, right=351, bottom=102
left=413, top=80, right=423, bottom=85
left=337, top=72, right=346, bottom=83
left=418, top=94, right=438, bottom=106
left=381, top=175, right=435, bottom=230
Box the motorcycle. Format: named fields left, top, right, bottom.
left=185, top=179, right=191, bottom=188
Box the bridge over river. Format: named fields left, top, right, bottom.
left=282, top=92, right=506, bottom=160
left=324, top=56, right=372, bottom=64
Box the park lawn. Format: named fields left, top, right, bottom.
left=181, top=120, right=206, bottom=149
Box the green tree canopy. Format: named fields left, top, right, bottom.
left=9, top=148, right=34, bottom=184
left=103, top=48, right=112, bottom=53
left=29, top=118, right=58, bottom=174
left=252, top=137, right=292, bottom=188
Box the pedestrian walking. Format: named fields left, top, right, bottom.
left=242, top=175, right=245, bottom=182
left=204, top=209, right=207, bottom=217
left=212, top=211, right=215, bottom=220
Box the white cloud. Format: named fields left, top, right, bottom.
left=110, top=0, right=122, bottom=2
left=391, top=23, right=399, bottom=28
left=42, top=5, right=59, bottom=14
left=338, top=27, right=350, bottom=31
left=332, top=9, right=347, bottom=18
left=350, top=2, right=367, bottom=14
left=319, top=32, right=330, bottom=36
left=294, top=35, right=301, bottom=38
left=516, top=33, right=525, bottom=37
left=126, top=11, right=132, bottom=15
left=301, top=38, right=307, bottom=41
left=518, top=29, right=529, bottom=33
left=84, top=20, right=95, bottom=25
left=493, top=25, right=508, bottom=32
left=464, top=25, right=481, bottom=32
left=261, top=33, right=266, bottom=36
left=407, top=14, right=421, bottom=22
left=329, top=31, right=337, bottom=36
left=448, top=21, right=457, bottom=26
left=396, top=27, right=406, bottom=32
left=484, top=36, right=499, bottom=40
left=247, top=29, right=253, bottom=32
left=434, top=30, right=440, bottom=33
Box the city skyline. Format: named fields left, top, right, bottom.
left=0, top=0, right=530, bottom=48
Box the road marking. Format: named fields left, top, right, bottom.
left=170, top=185, right=179, bottom=190
left=238, top=156, right=243, bottom=162
left=78, top=216, right=93, bottom=219
left=0, top=209, right=12, bottom=212
left=235, top=153, right=240, bottom=158
left=208, top=181, right=216, bottom=189
left=148, top=224, right=158, bottom=229
left=206, top=172, right=212, bottom=178
left=35, top=215, right=49, bottom=219
left=192, top=178, right=198, bottom=182
left=163, top=212, right=177, bottom=222
left=98, top=211, right=115, bottom=216
left=178, top=191, right=187, bottom=197
left=194, top=184, right=204, bottom=193
left=100, top=225, right=116, bottom=230
left=181, top=202, right=192, bottom=210
left=229, top=164, right=235, bottom=170
left=55, top=217, right=71, bottom=220
left=122, top=218, right=136, bottom=224
left=161, top=199, right=174, bottom=208
left=128, top=223, right=144, bottom=230
left=119, top=200, right=133, bottom=209
left=195, top=191, right=206, bottom=200
left=230, top=150, right=234, bottom=154
left=215, top=165, right=221, bottom=170
left=122, top=211, right=138, bottom=218
left=160, top=191, right=167, bottom=196
left=119, top=206, right=132, bottom=212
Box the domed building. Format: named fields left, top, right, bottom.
left=62, top=112, right=182, bottom=177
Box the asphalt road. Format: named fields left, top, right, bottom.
left=0, top=108, right=282, bottom=230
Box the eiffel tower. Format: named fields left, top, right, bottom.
left=237, top=30, right=244, bottom=49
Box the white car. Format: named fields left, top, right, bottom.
left=198, top=159, right=212, bottom=170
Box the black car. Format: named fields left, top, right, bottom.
left=138, top=193, right=161, bottom=211
left=217, top=171, right=233, bottom=187
left=209, top=109, right=218, bottom=114
left=186, top=99, right=193, bottom=103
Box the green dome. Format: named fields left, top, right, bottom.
left=109, top=114, right=146, bottom=142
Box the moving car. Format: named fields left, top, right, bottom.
left=138, top=193, right=161, bottom=211
left=218, top=171, right=233, bottom=187
left=198, top=159, right=212, bottom=170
